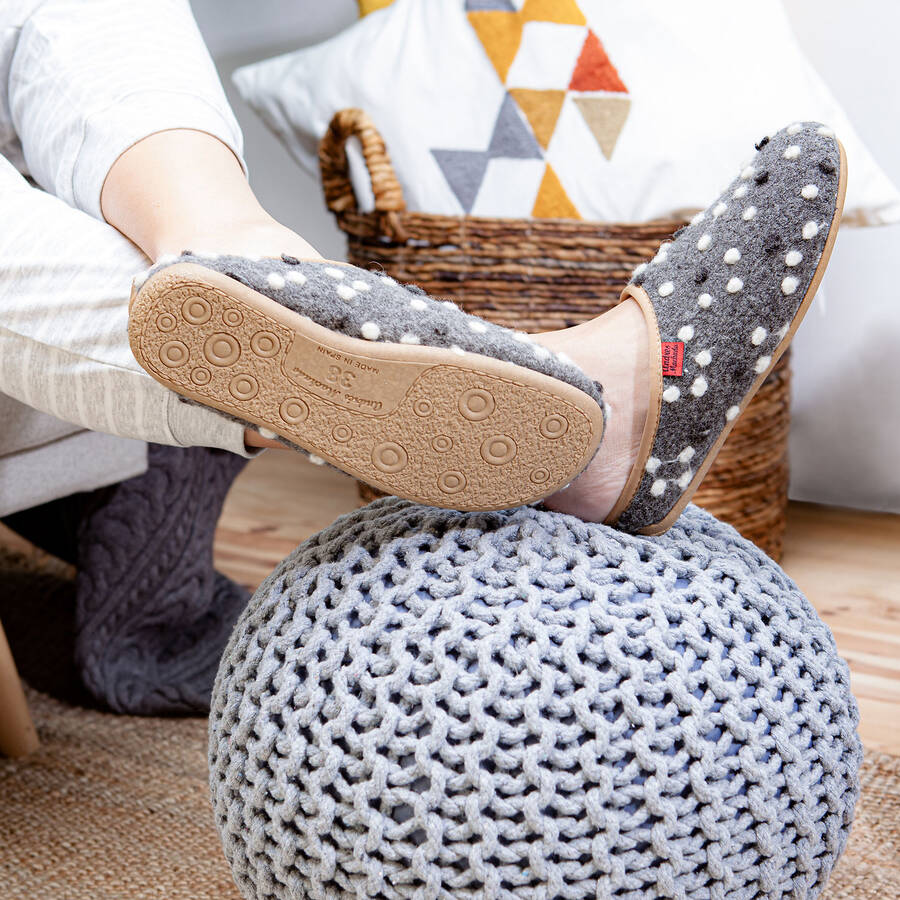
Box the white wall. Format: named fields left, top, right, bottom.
left=190, top=0, right=900, bottom=511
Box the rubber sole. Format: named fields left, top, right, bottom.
left=621, top=138, right=848, bottom=536
left=129, top=263, right=605, bottom=511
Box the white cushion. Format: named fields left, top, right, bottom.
left=234, top=0, right=900, bottom=227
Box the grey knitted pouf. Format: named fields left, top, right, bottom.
left=209, top=500, right=862, bottom=900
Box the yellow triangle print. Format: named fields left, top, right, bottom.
left=467, top=11, right=524, bottom=83
left=358, top=0, right=394, bottom=16
left=520, top=0, right=585, bottom=25
left=532, top=164, right=580, bottom=219
left=574, top=95, right=632, bottom=160
left=509, top=89, right=566, bottom=150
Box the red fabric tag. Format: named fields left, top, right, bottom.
left=661, top=342, right=684, bottom=377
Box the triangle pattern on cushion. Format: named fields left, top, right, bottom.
left=532, top=163, right=579, bottom=218
left=467, top=11, right=524, bottom=83
left=488, top=93, right=543, bottom=159
left=569, top=30, right=627, bottom=92
left=431, top=149, right=490, bottom=214
left=573, top=94, right=632, bottom=159
left=509, top=88, right=566, bottom=149
left=520, top=0, right=585, bottom=25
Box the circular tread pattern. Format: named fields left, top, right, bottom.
left=332, top=424, right=353, bottom=443
left=437, top=470, right=467, bottom=494
left=413, top=399, right=433, bottom=418
left=458, top=388, right=495, bottom=422
left=159, top=340, right=189, bottom=368
left=204, top=333, right=241, bottom=367
left=431, top=435, right=453, bottom=453
left=250, top=331, right=281, bottom=358
left=156, top=312, right=177, bottom=333
left=480, top=434, right=517, bottom=466
left=182, top=295, right=212, bottom=325
left=229, top=374, right=259, bottom=402
left=530, top=466, right=550, bottom=484
left=279, top=397, right=309, bottom=426
left=540, top=413, right=569, bottom=440
left=372, top=442, right=408, bottom=475
left=223, top=308, right=244, bottom=327
left=191, top=367, right=211, bottom=386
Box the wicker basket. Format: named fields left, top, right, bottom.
left=319, top=109, right=790, bottom=559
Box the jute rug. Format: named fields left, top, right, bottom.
left=1, top=542, right=897, bottom=899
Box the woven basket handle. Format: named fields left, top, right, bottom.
left=319, top=109, right=407, bottom=237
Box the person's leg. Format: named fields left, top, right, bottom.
left=0, top=156, right=254, bottom=457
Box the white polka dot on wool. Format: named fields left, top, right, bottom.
left=787, top=123, right=803, bottom=136
left=733, top=184, right=748, bottom=200
left=694, top=349, right=712, bottom=367
left=740, top=166, right=755, bottom=180
left=156, top=253, right=177, bottom=266
left=286, top=271, right=307, bottom=285
left=267, top=272, right=286, bottom=289
left=690, top=376, right=708, bottom=398
left=352, top=280, right=371, bottom=292
left=467, top=319, right=488, bottom=334
left=410, top=297, right=427, bottom=311
left=783, top=145, right=801, bottom=160
left=712, top=202, right=727, bottom=218
left=645, top=456, right=661, bottom=474
left=336, top=283, right=358, bottom=301
left=450, top=345, right=466, bottom=356
left=678, top=446, right=696, bottom=465
left=512, top=331, right=533, bottom=343
left=442, top=300, right=458, bottom=311
left=802, top=221, right=819, bottom=240
left=557, top=351, right=576, bottom=367
left=400, top=333, right=420, bottom=344
left=697, top=234, right=712, bottom=251
left=132, top=271, right=148, bottom=289
left=663, top=386, right=681, bottom=403
left=650, top=479, right=667, bottom=497
left=532, top=344, right=550, bottom=360
left=785, top=250, right=803, bottom=267
left=754, top=355, right=772, bottom=374
left=677, top=325, right=694, bottom=341
left=776, top=323, right=789, bottom=340
left=727, top=277, right=743, bottom=294
left=308, top=455, right=325, bottom=466
left=258, top=427, right=278, bottom=440
left=360, top=321, right=381, bottom=341
left=658, top=282, right=674, bottom=297
left=782, top=276, right=799, bottom=295
left=801, top=184, right=819, bottom=200
left=817, top=125, right=835, bottom=137
left=652, top=245, right=669, bottom=265
left=742, top=206, right=757, bottom=221
left=726, top=405, right=741, bottom=421
left=724, top=248, right=741, bottom=265
left=380, top=275, right=396, bottom=285
left=677, top=469, right=694, bottom=490
left=751, top=326, right=767, bottom=346
left=690, top=211, right=705, bottom=226
left=697, top=293, right=713, bottom=309
left=633, top=262, right=648, bottom=278
left=325, top=267, right=346, bottom=280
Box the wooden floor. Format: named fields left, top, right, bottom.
left=214, top=452, right=900, bottom=754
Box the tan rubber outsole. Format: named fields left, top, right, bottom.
left=129, top=264, right=605, bottom=511
left=616, top=138, right=848, bottom=536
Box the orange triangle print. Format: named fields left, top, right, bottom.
left=519, top=0, right=585, bottom=25
left=570, top=30, right=627, bottom=92
left=509, top=89, right=565, bottom=150
left=467, top=11, right=524, bottom=83
left=532, top=164, right=579, bottom=219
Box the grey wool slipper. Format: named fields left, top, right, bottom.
left=130, top=254, right=606, bottom=511
left=607, top=122, right=846, bottom=535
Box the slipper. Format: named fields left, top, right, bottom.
left=129, top=254, right=606, bottom=511
left=606, top=122, right=846, bottom=535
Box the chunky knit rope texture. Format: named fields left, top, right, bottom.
left=209, top=500, right=861, bottom=900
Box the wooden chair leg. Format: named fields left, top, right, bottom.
left=0, top=618, right=39, bottom=757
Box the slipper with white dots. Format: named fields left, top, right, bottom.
left=128, top=253, right=607, bottom=511
left=606, top=122, right=846, bottom=535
